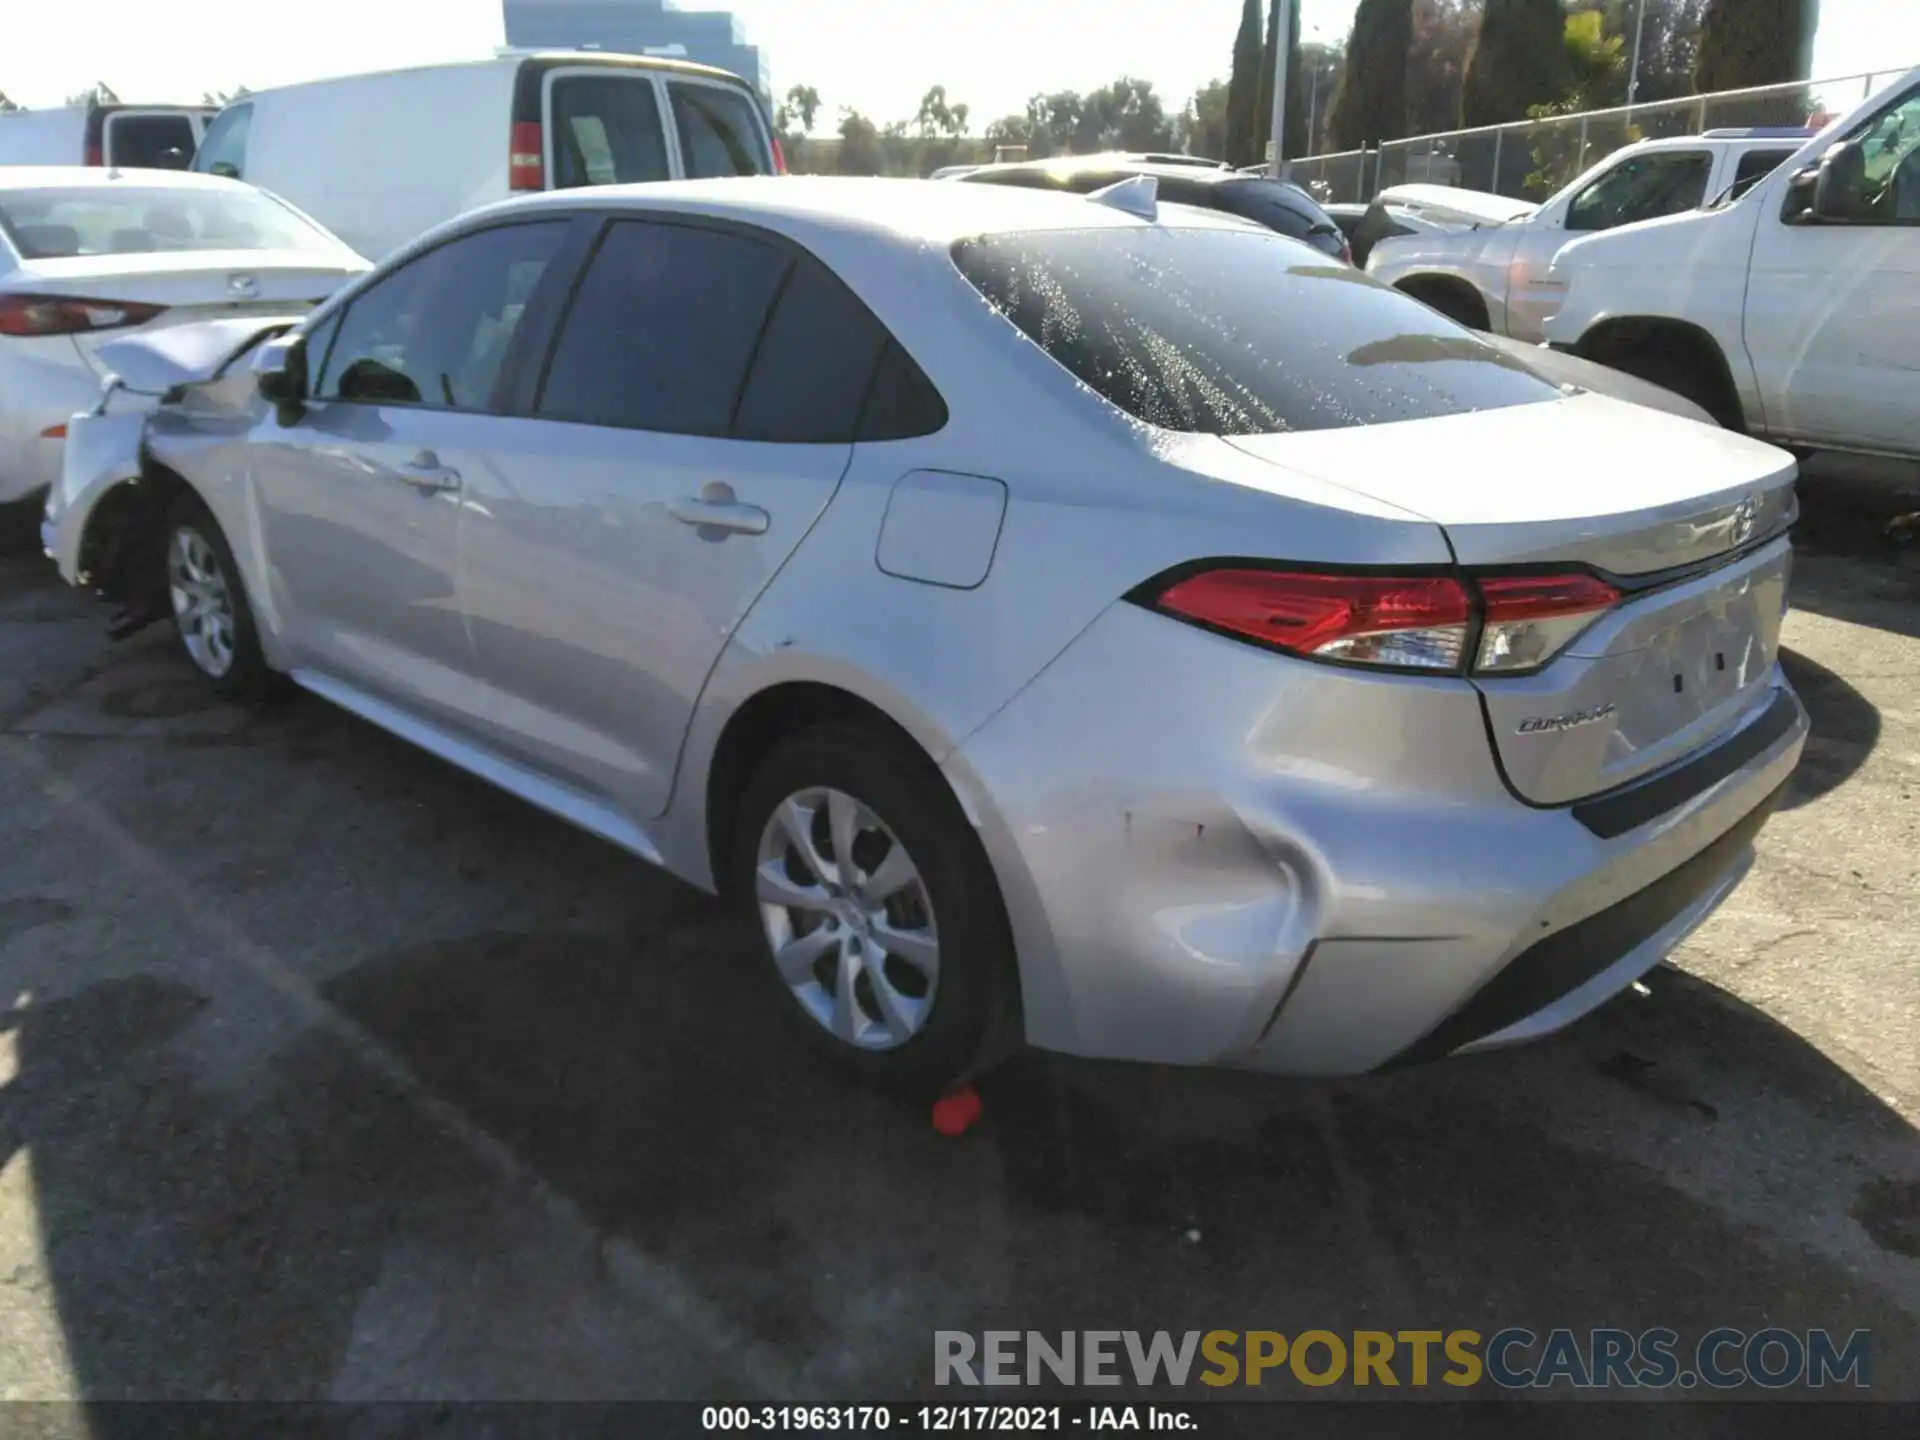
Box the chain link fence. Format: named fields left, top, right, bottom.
left=1291, top=68, right=1913, bottom=206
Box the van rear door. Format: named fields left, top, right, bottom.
left=521, top=61, right=773, bottom=192
left=541, top=68, right=674, bottom=189
left=661, top=77, right=775, bottom=177
left=102, top=109, right=208, bottom=170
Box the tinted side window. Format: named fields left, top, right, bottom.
left=952, top=228, right=1559, bottom=436
left=109, top=115, right=197, bottom=170
left=964, top=168, right=1066, bottom=190
left=1730, top=148, right=1794, bottom=199
left=857, top=340, right=947, bottom=441
left=1567, top=152, right=1712, bottom=231
left=550, top=76, right=670, bottom=188
left=1214, top=180, right=1316, bottom=237
left=317, top=221, right=569, bottom=409
left=537, top=220, right=790, bottom=435
left=668, top=82, right=771, bottom=177
left=195, top=104, right=252, bottom=180
left=733, top=260, right=888, bottom=443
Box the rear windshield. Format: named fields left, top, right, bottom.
left=669, top=81, right=772, bottom=176
left=0, top=185, right=336, bottom=259
left=951, top=228, right=1561, bottom=435
left=107, top=114, right=197, bottom=170
left=549, top=75, right=671, bottom=187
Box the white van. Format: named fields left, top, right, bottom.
left=191, top=52, right=781, bottom=261
left=0, top=103, right=214, bottom=170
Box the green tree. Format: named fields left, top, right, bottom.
left=0, top=91, right=20, bottom=113
left=1178, top=78, right=1231, bottom=160
left=1225, top=0, right=1265, bottom=166
left=1407, top=0, right=1482, bottom=135
left=1563, top=7, right=1627, bottom=106
left=834, top=109, right=883, bottom=175
left=1695, top=0, right=1818, bottom=91
left=1328, top=0, right=1413, bottom=150
left=1462, top=0, right=1567, bottom=127
left=782, top=84, right=822, bottom=133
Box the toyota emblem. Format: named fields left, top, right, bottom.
left=227, top=273, right=261, bottom=299
left=1732, top=494, right=1758, bottom=545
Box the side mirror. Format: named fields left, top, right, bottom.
left=1810, top=140, right=1864, bottom=222
left=252, top=333, right=308, bottom=418
left=208, top=161, right=240, bottom=180
left=1780, top=164, right=1819, bottom=222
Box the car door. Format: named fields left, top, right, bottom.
left=249, top=217, right=575, bottom=734
left=1744, top=83, right=1920, bottom=455
left=1507, top=149, right=1715, bottom=343
left=454, top=216, right=892, bottom=820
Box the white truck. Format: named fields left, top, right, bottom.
left=1543, top=67, right=1920, bottom=457
left=1367, top=129, right=1814, bottom=341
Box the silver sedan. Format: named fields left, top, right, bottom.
left=45, top=176, right=1808, bottom=1090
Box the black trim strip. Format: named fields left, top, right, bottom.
left=1386, top=777, right=1790, bottom=1069
left=1571, top=688, right=1802, bottom=839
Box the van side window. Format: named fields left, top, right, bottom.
left=667, top=82, right=771, bottom=177
left=316, top=221, right=569, bottom=411
left=195, top=104, right=253, bottom=181
left=536, top=219, right=790, bottom=434
left=550, top=77, right=670, bottom=188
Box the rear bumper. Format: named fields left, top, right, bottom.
left=948, top=601, right=1808, bottom=1076
left=0, top=337, right=98, bottom=506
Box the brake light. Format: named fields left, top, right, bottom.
left=1147, top=566, right=1621, bottom=675
left=1156, top=568, right=1472, bottom=671
left=0, top=294, right=167, bottom=338
left=772, top=135, right=788, bottom=175
left=1475, top=573, right=1620, bottom=673
left=85, top=138, right=104, bottom=166
left=509, top=120, right=545, bottom=191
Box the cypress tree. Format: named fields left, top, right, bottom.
left=1328, top=0, right=1413, bottom=151
left=1225, top=0, right=1265, bottom=166
left=1696, top=0, right=1819, bottom=92
left=1462, top=0, right=1568, bottom=128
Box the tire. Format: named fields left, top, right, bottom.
left=160, top=492, right=278, bottom=702
left=1401, top=279, right=1488, bottom=331
left=730, top=721, right=1020, bottom=1094
left=1608, top=341, right=1739, bottom=430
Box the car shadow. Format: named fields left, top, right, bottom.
left=1788, top=455, right=1920, bottom=642
left=1777, top=645, right=1879, bottom=810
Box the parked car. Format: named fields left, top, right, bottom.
left=1544, top=68, right=1920, bottom=454
left=1369, top=129, right=1816, bottom=340
left=0, top=101, right=214, bottom=171
left=0, top=166, right=367, bottom=508
left=46, top=177, right=1806, bottom=1087
left=190, top=51, right=779, bottom=261
left=1323, top=199, right=1461, bottom=267
left=961, top=155, right=1351, bottom=260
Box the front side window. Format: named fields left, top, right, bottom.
left=316, top=221, right=569, bottom=409
left=536, top=220, right=790, bottom=434
left=1839, top=86, right=1920, bottom=222
left=0, top=184, right=336, bottom=259
left=1567, top=152, right=1713, bottom=232
left=668, top=82, right=771, bottom=177
left=953, top=227, right=1561, bottom=436
left=549, top=76, right=671, bottom=189
left=194, top=104, right=253, bottom=180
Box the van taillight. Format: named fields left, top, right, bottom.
left=85, top=139, right=104, bottom=166
left=509, top=121, right=544, bottom=191
left=772, top=135, right=788, bottom=175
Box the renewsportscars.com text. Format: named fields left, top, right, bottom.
left=934, top=1328, right=1871, bottom=1390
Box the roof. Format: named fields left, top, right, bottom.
left=0, top=165, right=253, bottom=193
left=964, top=153, right=1252, bottom=188
left=496, top=174, right=1265, bottom=246
left=237, top=48, right=743, bottom=100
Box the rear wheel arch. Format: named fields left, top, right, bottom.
left=1574, top=317, right=1747, bottom=430
left=1394, top=274, right=1492, bottom=331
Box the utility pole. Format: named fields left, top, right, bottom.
left=1267, top=0, right=1292, bottom=179
left=1627, top=0, right=1648, bottom=106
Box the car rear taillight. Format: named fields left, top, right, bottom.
left=85, top=138, right=104, bottom=166
left=1474, top=573, right=1620, bottom=673
left=1155, top=568, right=1472, bottom=672
left=0, top=294, right=168, bottom=338
left=1146, top=566, right=1622, bottom=676
left=509, top=121, right=545, bottom=191
left=771, top=135, right=788, bottom=175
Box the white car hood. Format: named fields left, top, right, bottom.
left=91, top=314, right=308, bottom=396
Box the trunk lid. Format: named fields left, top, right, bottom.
left=88, top=314, right=309, bottom=396
left=1227, top=392, right=1798, bottom=804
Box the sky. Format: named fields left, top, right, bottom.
left=5, top=0, right=1915, bottom=132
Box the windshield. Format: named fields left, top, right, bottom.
left=0, top=185, right=337, bottom=260
left=951, top=227, right=1561, bottom=436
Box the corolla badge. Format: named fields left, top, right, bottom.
left=1517, top=701, right=1617, bottom=735
left=1732, top=494, right=1758, bottom=545
left=227, top=273, right=261, bottom=299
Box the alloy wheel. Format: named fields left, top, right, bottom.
left=167, top=524, right=237, bottom=679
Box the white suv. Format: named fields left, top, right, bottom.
left=1544, top=67, right=1920, bottom=456
left=1368, top=130, right=1813, bottom=342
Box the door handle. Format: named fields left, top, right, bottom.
left=397, top=449, right=461, bottom=493
left=667, top=494, right=769, bottom=536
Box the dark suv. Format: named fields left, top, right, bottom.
left=957, top=154, right=1352, bottom=262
